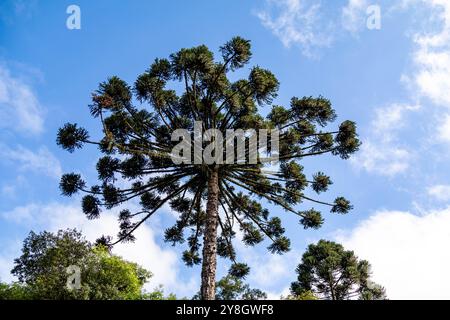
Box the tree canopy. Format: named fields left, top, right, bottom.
left=215, top=275, right=267, bottom=300
left=2, top=229, right=171, bottom=300
left=290, top=240, right=386, bottom=300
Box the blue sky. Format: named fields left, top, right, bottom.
left=1, top=0, right=450, bottom=299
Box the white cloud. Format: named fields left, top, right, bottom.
left=0, top=243, right=19, bottom=283
left=341, top=0, right=369, bottom=33
left=256, top=0, right=333, bottom=57
left=257, top=2, right=434, bottom=175
left=1, top=185, right=16, bottom=198
left=336, top=207, right=450, bottom=299
left=230, top=225, right=300, bottom=294
left=266, top=286, right=291, bottom=300
left=437, top=113, right=450, bottom=143
left=0, top=175, right=27, bottom=199
left=353, top=141, right=411, bottom=176
left=248, top=251, right=298, bottom=288
left=0, top=65, right=44, bottom=135
left=397, top=0, right=450, bottom=148
left=1, top=202, right=198, bottom=296
left=256, top=0, right=382, bottom=56
left=0, top=258, right=13, bottom=282
left=428, top=185, right=450, bottom=201
left=352, top=103, right=419, bottom=176
left=0, top=145, right=62, bottom=179
left=413, top=48, right=450, bottom=106
left=372, top=103, right=420, bottom=140
left=400, top=1, right=450, bottom=141
left=353, top=0, right=450, bottom=175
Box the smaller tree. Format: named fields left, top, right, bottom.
left=215, top=275, right=267, bottom=300
left=8, top=229, right=169, bottom=300
left=282, top=291, right=317, bottom=300
left=0, top=282, right=33, bottom=300
left=290, top=240, right=386, bottom=300
left=193, top=268, right=266, bottom=300
left=142, top=285, right=177, bottom=300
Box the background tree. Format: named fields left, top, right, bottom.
left=0, top=282, right=33, bottom=300
left=193, top=272, right=266, bottom=300
left=7, top=229, right=171, bottom=300
left=282, top=290, right=317, bottom=300
left=290, top=240, right=387, bottom=300
left=57, top=36, right=360, bottom=299
left=215, top=275, right=267, bottom=300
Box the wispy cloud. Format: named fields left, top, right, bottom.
left=354, top=141, right=412, bottom=176
left=0, top=241, right=21, bottom=283
left=350, top=0, right=450, bottom=173
left=400, top=1, right=450, bottom=144
left=0, top=65, right=45, bottom=135
left=352, top=103, right=419, bottom=176
left=428, top=184, right=450, bottom=202
left=0, top=145, right=62, bottom=179
left=255, top=0, right=383, bottom=56
left=406, top=0, right=450, bottom=106
left=0, top=0, right=38, bottom=23
left=437, top=113, right=450, bottom=143
left=255, top=0, right=334, bottom=57
left=341, top=0, right=369, bottom=33
left=372, top=103, right=420, bottom=140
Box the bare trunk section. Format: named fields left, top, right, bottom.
left=201, top=168, right=219, bottom=300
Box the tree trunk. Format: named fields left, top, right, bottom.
left=201, top=167, right=219, bottom=300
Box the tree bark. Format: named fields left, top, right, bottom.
left=200, top=167, right=219, bottom=300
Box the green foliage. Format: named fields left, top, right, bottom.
left=291, top=240, right=387, bottom=300
left=85, top=246, right=151, bottom=300
left=56, top=123, right=90, bottom=153
left=193, top=275, right=267, bottom=301
left=59, top=173, right=85, bottom=196
left=228, top=263, right=250, bottom=279
left=299, top=209, right=324, bottom=229
left=12, top=229, right=92, bottom=286
left=142, top=285, right=177, bottom=300
left=283, top=290, right=318, bottom=300
left=215, top=275, right=266, bottom=300
left=56, top=36, right=360, bottom=290
left=0, top=282, right=33, bottom=300
left=4, top=229, right=173, bottom=300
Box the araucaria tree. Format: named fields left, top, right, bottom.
left=57, top=37, right=360, bottom=300
left=290, top=240, right=386, bottom=300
